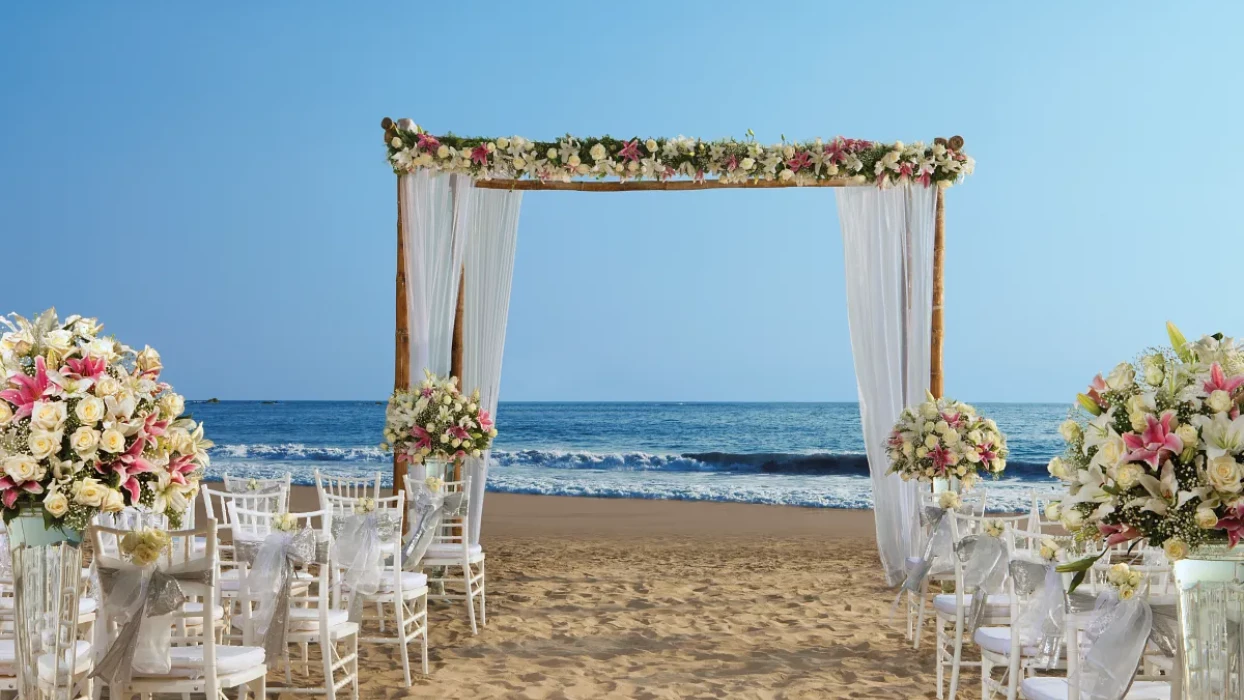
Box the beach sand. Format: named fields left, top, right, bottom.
left=199, top=487, right=966, bottom=699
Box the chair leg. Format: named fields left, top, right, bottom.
left=421, top=595, right=430, bottom=675
left=323, top=636, right=337, bottom=700
left=935, top=616, right=946, bottom=700
left=377, top=601, right=386, bottom=633
left=914, top=579, right=930, bottom=650
left=351, top=632, right=360, bottom=700
left=396, top=596, right=412, bottom=686
left=949, top=617, right=964, bottom=699
left=479, top=560, right=486, bottom=627
left=301, top=640, right=311, bottom=676
left=981, top=652, right=992, bottom=700
left=464, top=562, right=478, bottom=635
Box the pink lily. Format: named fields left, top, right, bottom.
left=416, top=133, right=440, bottom=152
left=0, top=356, right=54, bottom=419
left=1218, top=505, right=1244, bottom=547
left=470, top=144, right=490, bottom=166
left=409, top=425, right=433, bottom=452
left=138, top=412, right=168, bottom=445
left=898, top=161, right=915, bottom=179
left=1086, top=374, right=1109, bottom=409
left=448, top=425, right=470, bottom=442
left=786, top=151, right=812, bottom=173
left=887, top=430, right=904, bottom=449
left=97, top=438, right=153, bottom=502
left=1204, top=363, right=1244, bottom=395
left=617, top=140, right=642, bottom=162
left=941, top=411, right=964, bottom=429
left=824, top=140, right=846, bottom=164
left=928, top=445, right=954, bottom=475
left=977, top=442, right=998, bottom=464
left=62, top=355, right=107, bottom=380
left=167, top=454, right=198, bottom=486
left=662, top=165, right=676, bottom=181
left=724, top=155, right=738, bottom=172
left=1122, top=411, right=1184, bottom=468
left=477, top=410, right=494, bottom=433
left=1098, top=522, right=1141, bottom=547
left=0, top=475, right=41, bottom=509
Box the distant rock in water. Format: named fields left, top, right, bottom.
left=681, top=452, right=872, bottom=475
left=262, top=401, right=277, bottom=405
left=375, top=401, right=384, bottom=405
left=206, top=398, right=220, bottom=404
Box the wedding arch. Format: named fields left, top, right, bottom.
left=379, top=116, right=974, bottom=585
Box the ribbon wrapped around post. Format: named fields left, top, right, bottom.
left=1074, top=590, right=1178, bottom=699
left=92, top=562, right=213, bottom=688
left=401, top=487, right=445, bottom=570
left=331, top=512, right=401, bottom=622
left=237, top=527, right=319, bottom=663
left=954, top=534, right=1008, bottom=635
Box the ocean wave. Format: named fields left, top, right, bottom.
left=211, top=443, right=387, bottom=462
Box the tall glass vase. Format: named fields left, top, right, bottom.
left=1174, top=544, right=1244, bottom=699
left=6, top=512, right=89, bottom=699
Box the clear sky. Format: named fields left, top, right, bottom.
left=2, top=2, right=1241, bottom=402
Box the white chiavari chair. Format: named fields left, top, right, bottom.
left=934, top=510, right=1027, bottom=700
left=1027, top=489, right=1064, bottom=535
left=405, top=473, right=487, bottom=635
left=89, top=519, right=267, bottom=700
left=909, top=488, right=988, bottom=649
left=231, top=506, right=359, bottom=699
left=222, top=473, right=293, bottom=510
left=314, top=471, right=382, bottom=504
left=324, top=492, right=429, bottom=685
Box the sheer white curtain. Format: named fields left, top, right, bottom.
left=460, top=188, right=522, bottom=544
left=837, top=184, right=937, bottom=586
left=400, top=171, right=473, bottom=377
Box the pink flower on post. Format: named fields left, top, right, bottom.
left=416, top=133, right=440, bottom=153
left=786, top=151, right=812, bottom=173
left=1098, top=522, right=1141, bottom=547
left=1218, top=505, right=1244, bottom=547
left=470, top=144, right=490, bottom=166
left=617, top=140, right=642, bottom=162
left=1122, top=411, right=1184, bottom=468
left=1204, top=363, right=1244, bottom=395
left=0, top=356, right=54, bottom=419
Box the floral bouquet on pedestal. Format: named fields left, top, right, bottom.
left=382, top=369, right=497, bottom=468
left=1050, top=323, right=1244, bottom=565
left=0, top=309, right=209, bottom=531
left=886, top=392, right=1008, bottom=490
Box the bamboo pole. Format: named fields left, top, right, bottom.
left=473, top=178, right=859, bottom=192
left=394, top=177, right=410, bottom=497
left=930, top=187, right=946, bottom=398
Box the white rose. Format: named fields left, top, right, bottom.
left=1176, top=424, right=1198, bottom=449
left=1208, top=390, right=1234, bottom=414
left=436, top=145, right=449, bottom=158
left=778, top=169, right=793, bottom=181
left=43, top=491, right=69, bottom=518
left=546, top=147, right=558, bottom=159
left=496, top=137, right=510, bottom=149
left=919, top=402, right=940, bottom=420
left=1059, top=420, right=1081, bottom=442
left=0, top=402, right=11, bottom=424
left=644, top=139, right=658, bottom=153
left=589, top=143, right=607, bottom=161
left=43, top=330, right=74, bottom=353
left=390, top=137, right=403, bottom=149
left=93, top=375, right=120, bottom=396
left=31, top=401, right=67, bottom=430
left=1115, top=463, right=1142, bottom=490
left=1144, top=365, right=1164, bottom=386
left=99, top=429, right=127, bottom=454
left=158, top=393, right=185, bottom=419
left=1163, top=538, right=1189, bottom=561
left=1105, top=362, right=1135, bottom=391
left=28, top=430, right=62, bottom=460
left=83, top=338, right=117, bottom=361
left=101, top=488, right=125, bottom=513
left=739, top=157, right=755, bottom=171
left=1097, top=436, right=1126, bottom=468
left=924, top=434, right=939, bottom=449
left=1196, top=507, right=1220, bottom=529
left=568, top=154, right=581, bottom=167
left=73, top=478, right=107, bottom=507
left=1207, top=455, right=1243, bottom=494
left=70, top=427, right=100, bottom=455
left=75, top=396, right=105, bottom=424
left=4, top=455, right=44, bottom=483
left=1047, top=457, right=1068, bottom=479
left=1045, top=502, right=1062, bottom=521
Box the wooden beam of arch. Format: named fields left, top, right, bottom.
left=471, top=178, right=865, bottom=192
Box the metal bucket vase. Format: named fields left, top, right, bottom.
left=1173, top=544, right=1244, bottom=699
left=932, top=477, right=962, bottom=494
left=6, top=511, right=88, bottom=699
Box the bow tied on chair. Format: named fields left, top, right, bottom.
left=331, top=511, right=401, bottom=622
left=401, top=486, right=447, bottom=570
left=237, top=526, right=320, bottom=662
left=1074, top=588, right=1179, bottom=699
left=92, top=561, right=212, bottom=688
left=954, top=534, right=1008, bottom=635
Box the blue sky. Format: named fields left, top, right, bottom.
left=2, top=2, right=1241, bottom=402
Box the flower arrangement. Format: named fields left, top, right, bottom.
left=382, top=118, right=974, bottom=188
left=272, top=512, right=299, bottom=533
left=1038, top=538, right=1064, bottom=562
left=120, top=527, right=171, bottom=567
left=1104, top=563, right=1145, bottom=600
left=886, top=393, right=1008, bottom=488
left=352, top=497, right=376, bottom=515
left=383, top=370, right=497, bottom=466
left=0, top=309, right=209, bottom=530
left=984, top=519, right=1007, bottom=538
left=1050, top=323, right=1244, bottom=564
left=423, top=476, right=443, bottom=493
left=937, top=491, right=962, bottom=510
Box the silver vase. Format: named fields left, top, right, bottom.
left=1174, top=544, right=1244, bottom=699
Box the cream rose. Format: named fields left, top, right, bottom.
left=1208, top=389, right=1234, bottom=414
left=99, top=429, right=127, bottom=454
left=1045, top=501, right=1062, bottom=521
left=1208, top=455, right=1243, bottom=494
left=158, top=393, right=185, bottom=419
left=1047, top=457, right=1068, bottom=479
left=1061, top=508, right=1084, bottom=530
left=93, top=375, right=120, bottom=396
left=73, top=478, right=107, bottom=507
left=1163, top=538, right=1189, bottom=561
left=43, top=490, right=69, bottom=518
left=70, top=427, right=100, bottom=455
left=43, top=330, right=74, bottom=353
left=589, top=143, right=607, bottom=161
left=75, top=396, right=105, bottom=424
left=4, top=455, right=44, bottom=484
left=83, top=338, right=117, bottom=361
left=27, top=430, right=62, bottom=460
left=739, top=157, right=755, bottom=171
left=31, top=400, right=67, bottom=430
left=924, top=434, right=939, bottom=449
left=1115, top=463, right=1143, bottom=490
left=1059, top=420, right=1081, bottom=442
left=1196, top=507, right=1220, bottom=529
left=1144, top=365, right=1164, bottom=386
left=1097, top=436, right=1126, bottom=468
left=1105, top=362, right=1135, bottom=391
left=1176, top=424, right=1199, bottom=449
left=0, top=402, right=11, bottom=424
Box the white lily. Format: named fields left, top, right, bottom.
left=1083, top=407, right=1118, bottom=455
left=1195, top=413, right=1244, bottom=459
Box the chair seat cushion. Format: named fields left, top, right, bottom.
left=973, top=626, right=1039, bottom=656
left=379, top=571, right=427, bottom=592
left=182, top=602, right=226, bottom=621
left=423, top=543, right=483, bottom=558
left=1019, top=677, right=1170, bottom=700
left=287, top=608, right=349, bottom=632
left=0, top=639, right=92, bottom=679
left=933, top=593, right=1009, bottom=616
left=164, top=645, right=265, bottom=677
left=0, top=596, right=96, bottom=619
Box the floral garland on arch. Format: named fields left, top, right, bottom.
left=381, top=118, right=974, bottom=188
left=0, top=309, right=210, bottom=531
left=886, top=393, right=1008, bottom=489
left=382, top=370, right=496, bottom=467
left=1050, top=323, right=1244, bottom=572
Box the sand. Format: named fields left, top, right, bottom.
left=197, top=487, right=966, bottom=699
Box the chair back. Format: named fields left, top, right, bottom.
left=88, top=519, right=223, bottom=691
left=202, top=485, right=284, bottom=527
left=1027, top=488, right=1064, bottom=534
left=315, top=470, right=382, bottom=503
left=222, top=472, right=292, bottom=510
left=325, top=493, right=406, bottom=603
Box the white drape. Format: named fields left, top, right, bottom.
left=837, top=183, right=937, bottom=586
left=460, top=188, right=522, bottom=544
left=400, top=171, right=473, bottom=377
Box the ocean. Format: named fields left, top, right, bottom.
left=198, top=401, right=1067, bottom=512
